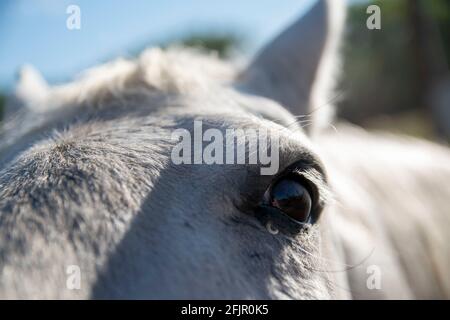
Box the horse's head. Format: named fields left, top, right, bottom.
left=0, top=0, right=348, bottom=299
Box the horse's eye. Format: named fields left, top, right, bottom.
left=269, top=178, right=312, bottom=223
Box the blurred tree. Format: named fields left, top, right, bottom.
left=407, top=0, right=450, bottom=140
left=427, top=0, right=450, bottom=64
left=339, top=0, right=416, bottom=118
left=338, top=0, right=450, bottom=141
left=131, top=32, right=243, bottom=59
left=176, top=33, right=242, bottom=58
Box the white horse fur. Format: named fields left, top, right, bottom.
left=0, top=0, right=449, bottom=299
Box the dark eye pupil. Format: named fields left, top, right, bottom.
left=270, top=178, right=312, bottom=223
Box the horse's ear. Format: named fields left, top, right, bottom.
left=14, top=65, right=49, bottom=112
left=238, top=0, right=345, bottom=132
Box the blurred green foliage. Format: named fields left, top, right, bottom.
left=176, top=33, right=241, bottom=58
left=0, top=32, right=241, bottom=123
left=428, top=0, right=450, bottom=62
left=131, top=32, right=242, bottom=59
left=339, top=0, right=450, bottom=140
left=340, top=0, right=416, bottom=118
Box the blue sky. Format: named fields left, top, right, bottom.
left=0, top=0, right=328, bottom=90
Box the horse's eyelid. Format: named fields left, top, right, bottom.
left=292, top=168, right=332, bottom=208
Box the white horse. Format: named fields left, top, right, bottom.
left=0, top=0, right=449, bottom=299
